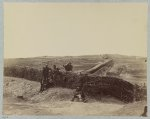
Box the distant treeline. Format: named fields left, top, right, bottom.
left=4, top=67, right=42, bottom=82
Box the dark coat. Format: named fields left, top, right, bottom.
left=43, top=66, right=50, bottom=77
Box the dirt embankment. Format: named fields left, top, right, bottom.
left=3, top=77, right=147, bottom=116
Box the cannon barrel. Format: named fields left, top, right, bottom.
left=81, top=59, right=114, bottom=75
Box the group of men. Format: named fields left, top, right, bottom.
left=40, top=62, right=87, bottom=102
left=40, top=62, right=73, bottom=92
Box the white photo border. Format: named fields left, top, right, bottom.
left=0, top=0, right=149, bottom=119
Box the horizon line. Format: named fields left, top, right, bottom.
left=4, top=53, right=147, bottom=59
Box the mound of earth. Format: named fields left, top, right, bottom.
left=4, top=77, right=74, bottom=102
left=30, top=88, right=74, bottom=103
left=4, top=77, right=40, bottom=98
left=3, top=77, right=147, bottom=116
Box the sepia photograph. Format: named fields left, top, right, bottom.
left=3, top=2, right=148, bottom=116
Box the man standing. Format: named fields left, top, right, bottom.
left=52, top=65, right=57, bottom=80
left=43, top=64, right=50, bottom=83
left=40, top=64, right=50, bottom=92
left=141, top=106, right=147, bottom=117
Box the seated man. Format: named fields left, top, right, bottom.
left=63, top=62, right=73, bottom=71
left=71, top=87, right=86, bottom=102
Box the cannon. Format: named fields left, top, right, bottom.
left=49, top=59, right=144, bottom=103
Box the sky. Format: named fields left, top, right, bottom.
left=4, top=3, right=148, bottom=58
